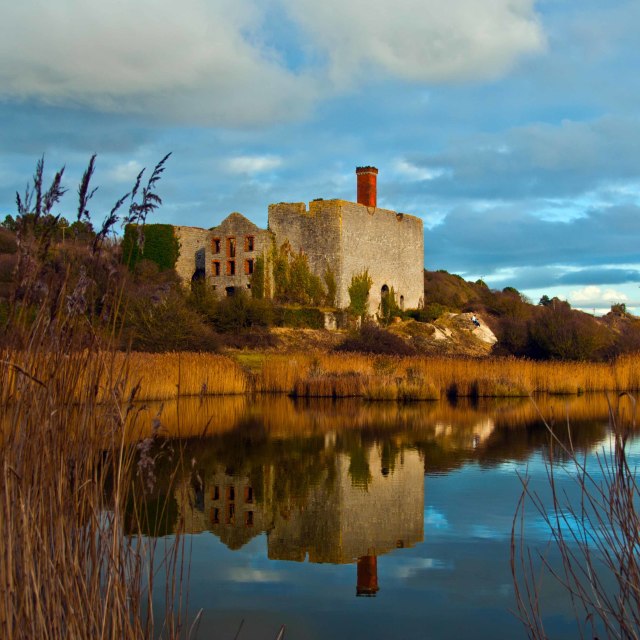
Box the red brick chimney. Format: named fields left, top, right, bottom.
left=356, top=166, right=378, bottom=207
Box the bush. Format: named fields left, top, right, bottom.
left=335, top=322, right=416, bottom=356
left=210, top=289, right=274, bottom=333
left=125, top=289, right=219, bottom=352
left=0, top=228, right=17, bottom=254
left=274, top=306, right=325, bottom=329
left=348, top=269, right=373, bottom=320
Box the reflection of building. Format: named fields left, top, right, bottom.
left=175, top=445, right=424, bottom=595
left=174, top=465, right=266, bottom=550
left=267, top=447, right=424, bottom=566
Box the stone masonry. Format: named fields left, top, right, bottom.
left=169, top=167, right=424, bottom=315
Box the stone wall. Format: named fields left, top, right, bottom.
left=338, top=201, right=424, bottom=312
left=207, top=212, right=273, bottom=296
left=269, top=199, right=424, bottom=313
left=268, top=201, right=342, bottom=288
left=174, top=226, right=209, bottom=283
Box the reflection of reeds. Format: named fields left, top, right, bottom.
left=512, top=395, right=640, bottom=638
left=142, top=393, right=619, bottom=443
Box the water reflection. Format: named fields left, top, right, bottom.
left=174, top=443, right=424, bottom=596
left=120, top=393, right=640, bottom=638
left=129, top=394, right=619, bottom=595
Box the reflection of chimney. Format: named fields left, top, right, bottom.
left=356, top=555, right=379, bottom=597
left=356, top=166, right=378, bottom=207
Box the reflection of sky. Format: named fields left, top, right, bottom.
left=153, top=448, right=613, bottom=639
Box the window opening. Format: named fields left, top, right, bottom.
left=227, top=237, right=236, bottom=258
left=245, top=486, right=254, bottom=503
left=212, top=261, right=221, bottom=277
left=245, top=259, right=254, bottom=275
left=245, top=511, right=254, bottom=526
left=245, top=236, right=255, bottom=252
left=227, top=260, right=235, bottom=276
left=212, top=507, right=220, bottom=524
left=212, top=238, right=221, bottom=253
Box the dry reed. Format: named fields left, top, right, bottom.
left=1, top=305, right=194, bottom=638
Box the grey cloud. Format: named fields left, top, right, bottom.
left=408, top=116, right=640, bottom=201
left=426, top=202, right=640, bottom=274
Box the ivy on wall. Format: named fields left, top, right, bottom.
left=250, top=255, right=266, bottom=299
left=271, top=241, right=325, bottom=306
left=122, top=224, right=180, bottom=271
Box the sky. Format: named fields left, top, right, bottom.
left=1, top=0, right=639, bottom=314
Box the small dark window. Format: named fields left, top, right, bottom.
left=227, top=237, right=236, bottom=258
left=227, top=486, right=235, bottom=501
left=227, top=260, right=235, bottom=276
left=227, top=503, right=235, bottom=524
left=212, top=238, right=221, bottom=253
left=245, top=259, right=254, bottom=275
left=212, top=507, right=220, bottom=524
left=245, top=511, right=254, bottom=526
left=225, top=286, right=235, bottom=296
left=213, top=261, right=221, bottom=277
left=213, top=485, right=220, bottom=500
left=244, top=486, right=254, bottom=503
left=245, top=236, right=255, bottom=252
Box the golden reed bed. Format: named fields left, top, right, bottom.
left=2, top=350, right=640, bottom=403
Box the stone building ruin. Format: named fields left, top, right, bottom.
left=172, top=167, right=424, bottom=314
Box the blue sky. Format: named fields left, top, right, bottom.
left=1, top=0, right=639, bottom=313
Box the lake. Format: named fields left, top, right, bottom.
left=131, top=393, right=635, bottom=639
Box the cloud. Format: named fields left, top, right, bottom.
left=108, top=160, right=144, bottom=183
left=409, top=116, right=640, bottom=201
left=0, top=0, right=316, bottom=125
left=569, top=285, right=628, bottom=307
left=286, top=0, right=545, bottom=85
left=0, top=0, right=545, bottom=126
left=226, top=155, right=283, bottom=175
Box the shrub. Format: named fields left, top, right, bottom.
left=125, top=289, right=220, bottom=352
left=271, top=241, right=325, bottom=306
left=335, top=322, right=416, bottom=356
left=323, top=268, right=337, bottom=307
left=348, top=269, right=373, bottom=320
left=274, top=305, right=325, bottom=329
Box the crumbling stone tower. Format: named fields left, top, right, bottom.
left=268, top=167, right=424, bottom=313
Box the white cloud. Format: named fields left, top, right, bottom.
left=570, top=285, right=628, bottom=305
left=394, top=159, right=446, bottom=181
left=226, top=155, right=283, bottom=175
left=0, top=0, right=546, bottom=125
left=0, top=0, right=315, bottom=125
left=227, top=568, right=282, bottom=583
left=285, top=0, right=545, bottom=85
left=107, top=160, right=144, bottom=183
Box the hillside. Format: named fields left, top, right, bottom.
left=423, top=269, right=640, bottom=360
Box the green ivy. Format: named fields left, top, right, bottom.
left=122, top=224, right=180, bottom=271
left=271, top=242, right=325, bottom=306
left=250, top=254, right=266, bottom=299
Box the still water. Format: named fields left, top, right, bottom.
left=133, top=394, right=635, bottom=639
